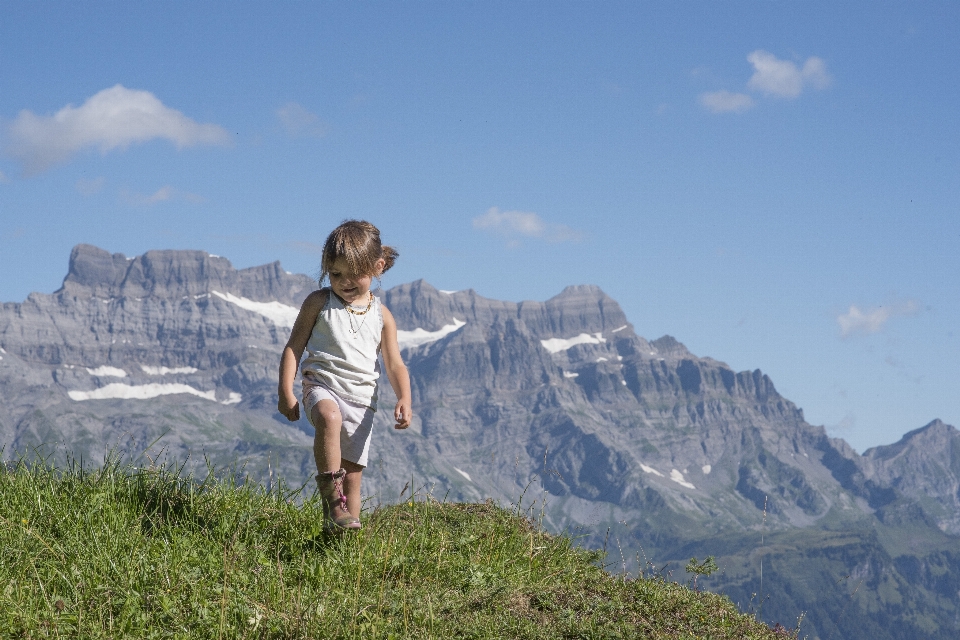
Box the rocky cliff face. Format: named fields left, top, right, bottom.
left=0, top=244, right=317, bottom=479
left=2, top=245, right=959, bottom=639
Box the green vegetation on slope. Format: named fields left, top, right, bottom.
left=0, top=459, right=794, bottom=639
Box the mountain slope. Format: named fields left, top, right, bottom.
left=2, top=245, right=959, bottom=639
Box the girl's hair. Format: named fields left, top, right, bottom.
left=319, top=219, right=398, bottom=285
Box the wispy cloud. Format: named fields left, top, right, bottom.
left=5, top=85, right=231, bottom=175
left=287, top=240, right=324, bottom=255
left=121, top=185, right=205, bottom=206
left=75, top=176, right=105, bottom=196
left=837, top=300, right=919, bottom=338
left=828, top=412, right=857, bottom=432
left=698, top=90, right=755, bottom=114
left=747, top=50, right=831, bottom=98
left=472, top=207, right=583, bottom=245
left=276, top=102, right=327, bottom=138
left=699, top=50, right=831, bottom=114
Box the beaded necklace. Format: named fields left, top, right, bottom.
left=338, top=291, right=374, bottom=336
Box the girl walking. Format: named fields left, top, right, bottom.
left=278, top=220, right=411, bottom=530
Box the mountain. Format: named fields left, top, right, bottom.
left=2, top=244, right=959, bottom=639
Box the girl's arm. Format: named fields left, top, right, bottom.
left=380, top=305, right=412, bottom=429
left=277, top=289, right=327, bottom=421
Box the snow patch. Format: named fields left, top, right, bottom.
left=68, top=383, right=217, bottom=402
left=670, top=469, right=696, bottom=490
left=702, top=465, right=712, bottom=475
left=221, top=392, right=242, bottom=405
left=596, top=357, right=608, bottom=362
left=86, top=366, right=127, bottom=378
left=621, top=380, right=627, bottom=386
left=439, top=290, right=458, bottom=295
left=396, top=318, right=466, bottom=350
left=141, top=365, right=198, bottom=375
left=211, top=291, right=299, bottom=328
left=639, top=464, right=664, bottom=477
left=0, top=347, right=6, bottom=353
left=540, top=332, right=606, bottom=354
left=611, top=325, right=628, bottom=333
left=454, top=468, right=472, bottom=482
left=563, top=370, right=579, bottom=378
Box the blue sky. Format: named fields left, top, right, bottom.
left=1, top=1, right=958, bottom=452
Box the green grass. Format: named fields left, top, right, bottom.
left=0, top=458, right=795, bottom=639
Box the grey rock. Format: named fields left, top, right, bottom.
left=2, top=244, right=959, bottom=640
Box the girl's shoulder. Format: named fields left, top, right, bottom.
left=305, top=287, right=331, bottom=306
left=379, top=300, right=396, bottom=327
left=300, top=288, right=331, bottom=316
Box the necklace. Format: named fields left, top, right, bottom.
left=342, top=291, right=373, bottom=316
left=341, top=291, right=373, bottom=336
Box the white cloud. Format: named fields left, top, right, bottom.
left=747, top=50, right=831, bottom=98
left=472, top=207, right=583, bottom=245
left=277, top=102, right=327, bottom=138
left=699, top=90, right=755, bottom=114
left=121, top=185, right=205, bottom=206
left=837, top=300, right=919, bottom=338
left=474, top=207, right=544, bottom=236
left=829, top=413, right=856, bottom=432
left=145, top=186, right=174, bottom=203
left=5, top=85, right=231, bottom=174
left=75, top=176, right=105, bottom=195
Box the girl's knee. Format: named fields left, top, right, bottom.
left=312, top=400, right=342, bottom=428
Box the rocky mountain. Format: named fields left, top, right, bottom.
left=2, top=244, right=959, bottom=640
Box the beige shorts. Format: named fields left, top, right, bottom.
left=302, top=383, right=375, bottom=467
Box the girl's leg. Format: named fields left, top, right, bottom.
left=341, top=459, right=364, bottom=518
left=311, top=400, right=343, bottom=473
left=311, top=400, right=359, bottom=529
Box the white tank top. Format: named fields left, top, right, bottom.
left=301, top=290, right=383, bottom=409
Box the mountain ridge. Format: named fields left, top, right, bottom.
left=2, top=244, right=959, bottom=639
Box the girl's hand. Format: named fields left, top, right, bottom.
left=380, top=305, right=413, bottom=431
left=394, top=399, right=412, bottom=429
left=277, top=290, right=326, bottom=424
left=278, top=391, right=301, bottom=422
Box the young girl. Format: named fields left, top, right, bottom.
left=278, top=220, right=412, bottom=530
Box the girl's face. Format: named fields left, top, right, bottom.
left=328, top=257, right=383, bottom=304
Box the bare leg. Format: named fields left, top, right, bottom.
left=311, top=400, right=360, bottom=528
left=341, top=459, right=364, bottom=518
left=311, top=400, right=343, bottom=474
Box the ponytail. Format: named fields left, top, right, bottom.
left=380, top=245, right=398, bottom=273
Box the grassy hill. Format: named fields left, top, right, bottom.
left=0, top=458, right=795, bottom=639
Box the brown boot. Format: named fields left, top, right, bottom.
left=316, top=469, right=361, bottom=530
